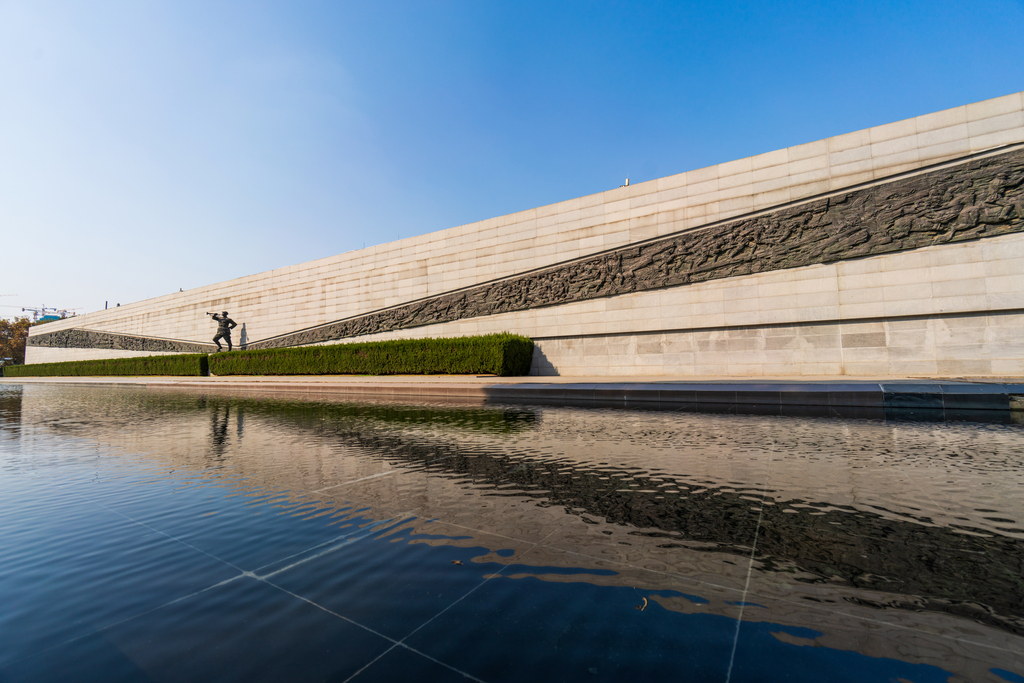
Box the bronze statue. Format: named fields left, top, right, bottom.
left=208, top=311, right=237, bottom=351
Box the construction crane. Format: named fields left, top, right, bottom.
left=0, top=305, right=80, bottom=322
left=25, top=306, right=79, bottom=322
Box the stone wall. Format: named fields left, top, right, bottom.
left=338, top=231, right=1024, bottom=376
left=25, top=347, right=187, bottom=364
left=26, top=91, right=1024, bottom=377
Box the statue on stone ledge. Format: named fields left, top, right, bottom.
left=208, top=311, right=237, bottom=351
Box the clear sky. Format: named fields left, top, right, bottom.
left=2, top=0, right=1022, bottom=319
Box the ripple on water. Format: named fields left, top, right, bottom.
left=0, top=383, right=1022, bottom=682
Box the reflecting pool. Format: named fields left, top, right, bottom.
left=1, top=383, right=1023, bottom=682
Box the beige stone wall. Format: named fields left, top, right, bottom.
left=531, top=313, right=1024, bottom=378
left=23, top=347, right=185, bottom=364
left=320, top=231, right=1024, bottom=376
left=26, top=91, right=1024, bottom=375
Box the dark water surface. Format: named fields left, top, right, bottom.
left=1, top=383, right=1023, bottom=682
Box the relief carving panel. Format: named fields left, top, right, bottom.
left=28, top=328, right=216, bottom=354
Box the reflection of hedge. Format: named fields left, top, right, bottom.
left=236, top=398, right=539, bottom=434
left=2, top=354, right=209, bottom=377
left=209, top=333, right=534, bottom=377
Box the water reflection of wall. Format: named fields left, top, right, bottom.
left=13, top=384, right=1024, bottom=680
left=16, top=384, right=1024, bottom=537
left=0, top=385, right=22, bottom=442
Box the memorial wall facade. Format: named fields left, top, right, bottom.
left=27, top=91, right=1024, bottom=377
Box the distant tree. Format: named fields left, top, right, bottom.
left=0, top=317, right=33, bottom=366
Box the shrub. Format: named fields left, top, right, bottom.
left=209, top=333, right=534, bottom=377
left=2, top=354, right=209, bottom=377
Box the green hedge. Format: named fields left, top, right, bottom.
left=2, top=353, right=209, bottom=378
left=208, top=333, right=534, bottom=377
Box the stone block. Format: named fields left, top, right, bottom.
left=687, top=178, right=720, bottom=197
left=887, top=359, right=939, bottom=375
left=627, top=179, right=658, bottom=199
left=838, top=287, right=884, bottom=306
left=992, top=359, right=1024, bottom=375
left=716, top=156, right=752, bottom=179
left=717, top=195, right=755, bottom=215
left=655, top=173, right=687, bottom=192
left=970, top=127, right=1024, bottom=149
left=802, top=333, right=843, bottom=350
left=823, top=127, right=870, bottom=153
left=916, top=105, right=968, bottom=133
left=842, top=332, right=887, bottom=348
left=985, top=274, right=1024, bottom=295
left=752, top=174, right=795, bottom=195
left=984, top=233, right=1024, bottom=260
left=933, top=278, right=985, bottom=298
left=937, top=359, right=992, bottom=375
left=752, top=187, right=791, bottom=209
left=685, top=164, right=719, bottom=184
left=873, top=149, right=922, bottom=177
left=872, top=134, right=920, bottom=158
left=685, top=202, right=712, bottom=219
left=790, top=179, right=831, bottom=201
left=630, top=192, right=663, bottom=210
left=934, top=294, right=994, bottom=314
left=841, top=321, right=886, bottom=334
left=830, top=144, right=875, bottom=169
left=718, top=170, right=754, bottom=190
left=750, top=147, right=789, bottom=171
left=967, top=111, right=1024, bottom=137
left=787, top=139, right=828, bottom=162
left=837, top=361, right=885, bottom=375
left=917, top=123, right=969, bottom=148
left=869, top=117, right=918, bottom=144
left=829, top=169, right=874, bottom=191
left=841, top=346, right=890, bottom=364
left=966, top=92, right=1023, bottom=121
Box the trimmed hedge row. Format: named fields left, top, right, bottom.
left=1, top=334, right=535, bottom=378
left=2, top=354, right=209, bottom=378
left=208, top=333, right=534, bottom=377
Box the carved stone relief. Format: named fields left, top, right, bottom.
left=28, top=328, right=216, bottom=354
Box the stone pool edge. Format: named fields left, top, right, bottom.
left=4, top=375, right=1023, bottom=422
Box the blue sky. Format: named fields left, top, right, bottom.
left=1, top=0, right=1022, bottom=318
